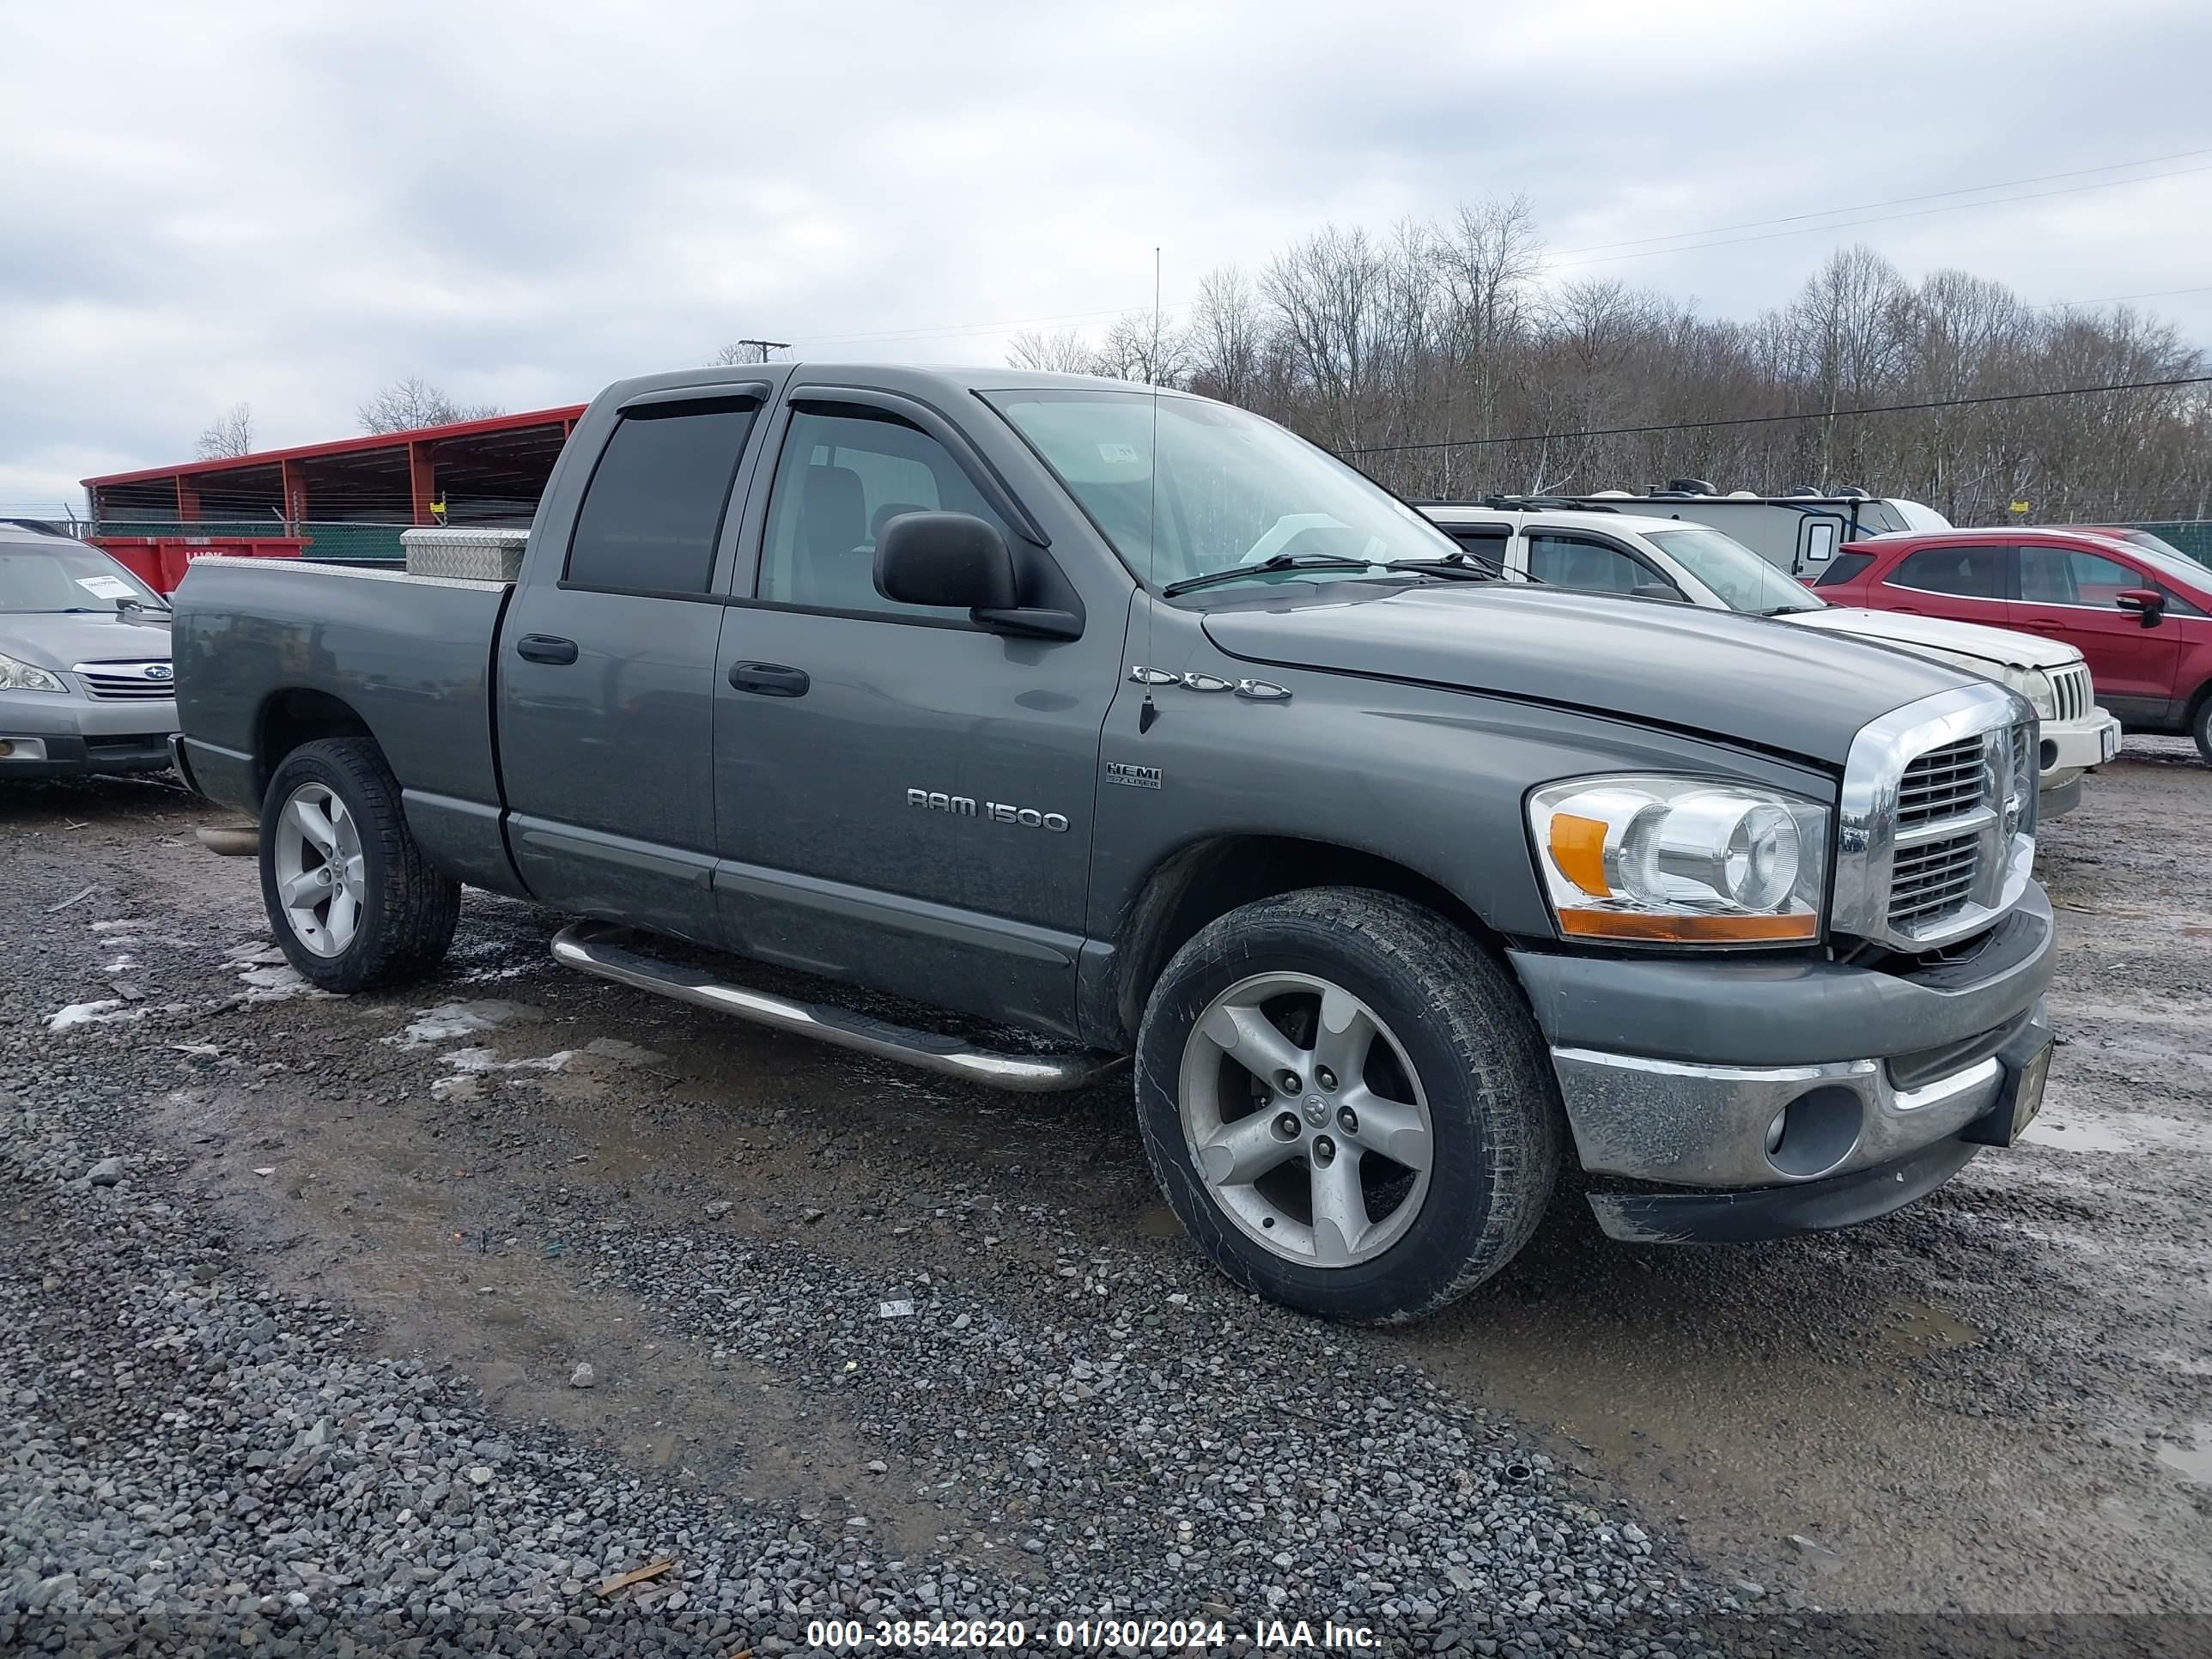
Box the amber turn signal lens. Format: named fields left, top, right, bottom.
left=1547, top=812, right=1611, bottom=897
left=1556, top=909, right=1818, bottom=943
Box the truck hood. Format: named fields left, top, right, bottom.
left=0, top=610, right=173, bottom=672
left=1782, top=606, right=2083, bottom=672
left=1197, top=585, right=1976, bottom=767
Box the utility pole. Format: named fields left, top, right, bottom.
left=736, top=338, right=790, bottom=363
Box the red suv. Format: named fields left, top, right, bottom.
left=1816, top=526, right=2212, bottom=760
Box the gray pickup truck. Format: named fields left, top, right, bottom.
left=170, top=364, right=2057, bottom=1322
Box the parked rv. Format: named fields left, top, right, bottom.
left=1561, top=483, right=1951, bottom=577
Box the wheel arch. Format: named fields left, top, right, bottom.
left=1109, top=835, right=1504, bottom=1044
left=253, top=687, right=377, bottom=803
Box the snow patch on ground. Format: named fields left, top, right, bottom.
left=441, top=1045, right=578, bottom=1077
left=387, top=1000, right=539, bottom=1049
left=236, top=963, right=331, bottom=1003
left=46, top=1000, right=149, bottom=1033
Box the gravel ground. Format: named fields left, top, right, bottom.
left=1, top=753, right=2208, bottom=1656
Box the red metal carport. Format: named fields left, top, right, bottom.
left=81, top=404, right=586, bottom=584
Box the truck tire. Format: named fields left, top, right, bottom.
left=1134, top=887, right=1561, bottom=1324
left=258, top=738, right=460, bottom=993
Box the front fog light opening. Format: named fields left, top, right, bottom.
left=1765, top=1085, right=1863, bottom=1179
left=0, top=738, right=49, bottom=761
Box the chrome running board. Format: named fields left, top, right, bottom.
left=550, top=920, right=1125, bottom=1093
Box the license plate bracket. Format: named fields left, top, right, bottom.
left=2100, top=724, right=2120, bottom=763
left=1961, top=1025, right=2054, bottom=1147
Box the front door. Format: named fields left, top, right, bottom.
left=2009, top=541, right=2181, bottom=714
left=498, top=392, right=762, bottom=940
left=708, top=396, right=1121, bottom=1037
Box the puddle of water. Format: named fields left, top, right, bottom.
left=2021, top=1117, right=2137, bottom=1153
left=1878, top=1299, right=1984, bottom=1357
left=2021, top=1114, right=2205, bottom=1155
left=2156, top=1425, right=2212, bottom=1486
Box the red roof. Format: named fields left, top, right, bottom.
left=82, top=404, right=588, bottom=489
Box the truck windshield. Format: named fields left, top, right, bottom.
left=1646, top=527, right=1824, bottom=615
left=0, top=544, right=164, bottom=613
left=986, top=388, right=1464, bottom=595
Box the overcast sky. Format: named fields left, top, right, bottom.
left=3, top=0, right=2208, bottom=511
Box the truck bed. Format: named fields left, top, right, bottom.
left=170, top=556, right=520, bottom=892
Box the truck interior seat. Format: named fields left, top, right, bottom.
left=869, top=501, right=928, bottom=545
left=796, top=465, right=868, bottom=608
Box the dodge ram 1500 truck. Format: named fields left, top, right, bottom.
left=169, top=364, right=2057, bottom=1322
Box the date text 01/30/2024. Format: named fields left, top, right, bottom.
left=805, top=1617, right=1380, bottom=1650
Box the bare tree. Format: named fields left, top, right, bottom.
left=357, top=378, right=502, bottom=434
left=1006, top=328, right=1102, bottom=374
left=1187, top=266, right=1267, bottom=406
left=1092, top=309, right=1192, bottom=386
left=711, top=341, right=792, bottom=365
left=194, top=403, right=256, bottom=459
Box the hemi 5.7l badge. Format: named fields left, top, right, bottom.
left=1104, top=762, right=1162, bottom=790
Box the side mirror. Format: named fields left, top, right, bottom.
left=875, top=512, right=1018, bottom=611
left=873, top=510, right=1082, bottom=641
left=2116, top=586, right=2166, bottom=625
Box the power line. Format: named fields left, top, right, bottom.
left=1340, top=373, right=2212, bottom=457
left=793, top=301, right=1182, bottom=348
left=2031, top=283, right=2212, bottom=309
left=757, top=152, right=2212, bottom=352
left=1551, top=146, right=2212, bottom=257
left=1554, top=163, right=2212, bottom=270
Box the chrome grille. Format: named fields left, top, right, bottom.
left=1838, top=686, right=2037, bottom=953
left=71, top=660, right=176, bottom=702
left=2049, top=662, right=2093, bottom=724
left=1888, top=833, right=1984, bottom=927
left=1895, top=736, right=1986, bottom=827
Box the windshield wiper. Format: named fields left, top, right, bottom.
left=1162, top=554, right=1382, bottom=597
left=1387, top=548, right=1542, bottom=583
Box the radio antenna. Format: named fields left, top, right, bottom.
left=1139, top=245, right=1163, bottom=734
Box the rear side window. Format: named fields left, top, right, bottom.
left=1890, top=545, right=2007, bottom=599
left=566, top=399, right=757, bottom=594
left=1814, top=551, right=1875, bottom=587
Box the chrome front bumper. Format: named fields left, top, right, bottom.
left=1550, top=1007, right=2042, bottom=1189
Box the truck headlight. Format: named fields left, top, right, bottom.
left=0, top=651, right=65, bottom=694
left=1998, top=666, right=2056, bottom=721
left=1528, top=775, right=1830, bottom=944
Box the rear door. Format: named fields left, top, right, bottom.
left=707, top=389, right=1121, bottom=1037
left=1875, top=542, right=2014, bottom=629
left=2009, top=541, right=2181, bottom=714
left=498, top=387, right=766, bottom=940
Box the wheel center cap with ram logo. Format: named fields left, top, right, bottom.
left=1301, top=1094, right=1328, bottom=1127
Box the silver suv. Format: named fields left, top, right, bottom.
left=0, top=525, right=179, bottom=780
